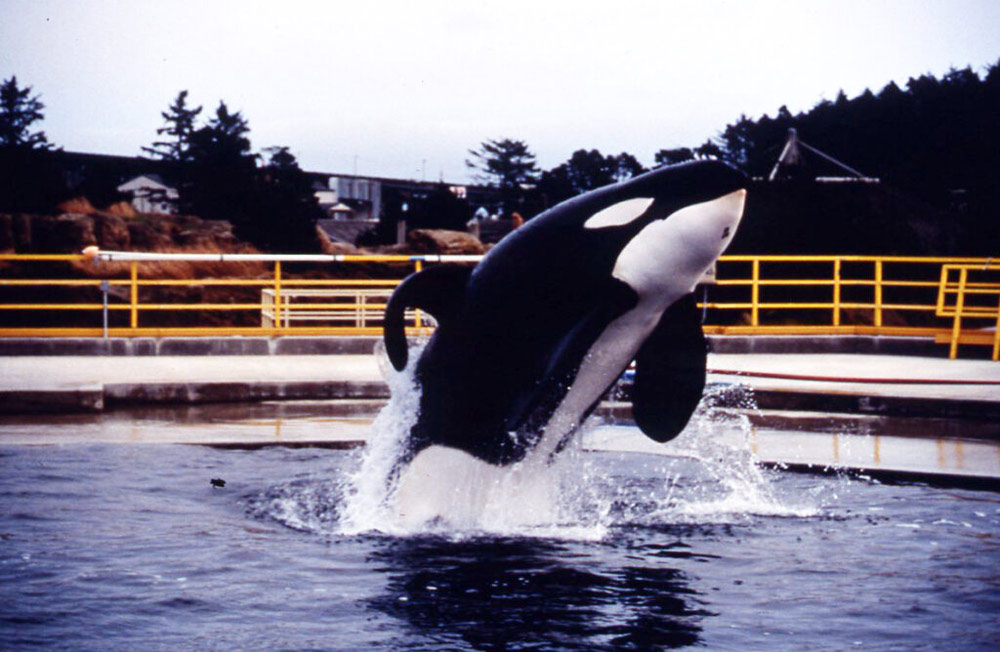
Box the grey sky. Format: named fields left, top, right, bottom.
left=2, top=0, right=999, bottom=183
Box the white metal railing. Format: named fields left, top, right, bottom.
left=262, top=288, right=431, bottom=329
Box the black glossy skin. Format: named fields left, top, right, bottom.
left=386, top=160, right=747, bottom=466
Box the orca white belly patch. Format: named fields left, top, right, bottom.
left=393, top=444, right=561, bottom=529
left=527, top=300, right=664, bottom=464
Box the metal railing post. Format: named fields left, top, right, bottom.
left=948, top=267, right=968, bottom=359
left=273, top=261, right=283, bottom=330
left=414, top=259, right=424, bottom=330
left=101, top=280, right=110, bottom=338
left=833, top=258, right=842, bottom=328
left=261, top=290, right=272, bottom=328
left=935, top=264, right=950, bottom=315
left=751, top=258, right=760, bottom=327
left=993, top=295, right=1000, bottom=362
left=129, top=261, right=138, bottom=329
left=874, top=259, right=883, bottom=329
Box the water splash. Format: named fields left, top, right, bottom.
left=337, top=342, right=423, bottom=535
left=333, top=341, right=609, bottom=539
left=273, top=358, right=822, bottom=539
left=665, top=383, right=820, bottom=521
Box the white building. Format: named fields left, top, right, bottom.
left=116, top=174, right=178, bottom=215
left=330, top=176, right=381, bottom=222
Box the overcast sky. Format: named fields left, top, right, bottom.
left=2, top=0, right=999, bottom=183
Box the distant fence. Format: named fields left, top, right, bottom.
left=0, top=251, right=996, bottom=359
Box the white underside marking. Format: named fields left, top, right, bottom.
left=393, top=445, right=560, bottom=529
left=525, top=190, right=746, bottom=466
left=523, top=295, right=673, bottom=466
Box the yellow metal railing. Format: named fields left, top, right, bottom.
left=935, top=263, right=1000, bottom=360
left=0, top=252, right=997, bottom=358
left=702, top=255, right=987, bottom=335
left=0, top=252, right=456, bottom=337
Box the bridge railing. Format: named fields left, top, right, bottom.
left=0, top=251, right=996, bottom=358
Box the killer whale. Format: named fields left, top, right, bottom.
left=384, top=159, right=747, bottom=469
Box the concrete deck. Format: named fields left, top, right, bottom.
left=706, top=353, right=1000, bottom=420
left=1, top=350, right=997, bottom=415
left=0, top=354, right=386, bottom=412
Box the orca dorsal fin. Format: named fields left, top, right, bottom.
left=384, top=265, right=473, bottom=370
left=632, top=293, right=707, bottom=443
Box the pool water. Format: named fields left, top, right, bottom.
left=2, top=430, right=998, bottom=651
left=2, top=364, right=999, bottom=651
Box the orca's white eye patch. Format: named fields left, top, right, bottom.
left=583, top=197, right=655, bottom=229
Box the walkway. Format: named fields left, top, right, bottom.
left=2, top=351, right=997, bottom=413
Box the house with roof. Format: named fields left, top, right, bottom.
left=116, top=174, right=178, bottom=215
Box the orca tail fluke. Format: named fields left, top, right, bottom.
left=384, top=265, right=473, bottom=371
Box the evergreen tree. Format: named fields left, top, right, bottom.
left=613, top=152, right=646, bottom=180
left=654, top=147, right=695, bottom=167
left=139, top=98, right=322, bottom=251
left=466, top=138, right=539, bottom=216
left=0, top=76, right=62, bottom=212
left=187, top=101, right=254, bottom=170
left=0, top=76, right=50, bottom=149
left=181, top=101, right=257, bottom=221
left=696, top=59, right=1000, bottom=254
left=262, top=145, right=298, bottom=171
left=536, top=149, right=646, bottom=208
left=142, top=90, right=201, bottom=162
left=253, top=146, right=323, bottom=251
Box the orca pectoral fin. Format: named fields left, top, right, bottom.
left=632, top=293, right=707, bottom=443
left=384, top=265, right=472, bottom=370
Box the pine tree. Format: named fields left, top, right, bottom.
left=0, top=76, right=62, bottom=212
left=180, top=102, right=256, bottom=220
left=467, top=138, right=539, bottom=187
left=0, top=76, right=50, bottom=150
left=466, top=138, right=539, bottom=217
left=142, top=90, right=202, bottom=162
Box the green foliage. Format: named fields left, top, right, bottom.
left=263, top=145, right=298, bottom=171
left=188, top=102, right=255, bottom=169
left=712, top=61, right=1000, bottom=253
left=466, top=138, right=539, bottom=188
left=654, top=147, right=695, bottom=166
left=407, top=185, right=473, bottom=231
left=178, top=101, right=257, bottom=222
left=653, top=140, right=723, bottom=168
left=142, top=90, right=201, bottom=162
left=146, top=95, right=321, bottom=252
left=250, top=146, right=323, bottom=251
left=537, top=149, right=647, bottom=206
left=0, top=76, right=63, bottom=212
left=466, top=138, right=539, bottom=217
left=0, top=76, right=50, bottom=150
left=370, top=184, right=473, bottom=245
left=614, top=152, right=646, bottom=180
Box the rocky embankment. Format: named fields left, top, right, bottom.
left=0, top=199, right=487, bottom=329
left=1, top=196, right=488, bottom=258
left=0, top=198, right=250, bottom=255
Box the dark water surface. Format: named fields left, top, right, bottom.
left=1, top=441, right=998, bottom=651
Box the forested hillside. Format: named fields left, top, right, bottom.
left=712, top=63, right=1000, bottom=254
